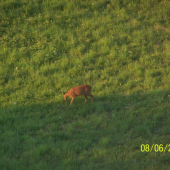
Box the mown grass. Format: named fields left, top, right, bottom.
left=1, top=0, right=170, bottom=169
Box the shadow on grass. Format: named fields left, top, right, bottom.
left=1, top=89, right=170, bottom=170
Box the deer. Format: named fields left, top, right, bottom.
left=62, top=84, right=94, bottom=105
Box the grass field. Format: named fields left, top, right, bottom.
left=1, top=0, right=170, bottom=169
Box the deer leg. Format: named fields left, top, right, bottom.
left=70, top=97, right=75, bottom=105
left=88, top=94, right=94, bottom=103
left=84, top=95, right=88, bottom=103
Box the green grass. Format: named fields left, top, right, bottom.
left=1, top=0, right=170, bottom=169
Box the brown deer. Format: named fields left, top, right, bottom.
left=63, top=84, right=94, bottom=105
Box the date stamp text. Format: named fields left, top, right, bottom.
left=141, top=144, right=170, bottom=152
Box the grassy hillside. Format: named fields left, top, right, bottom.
left=1, top=0, right=170, bottom=169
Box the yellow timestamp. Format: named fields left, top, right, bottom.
left=141, top=144, right=170, bottom=152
